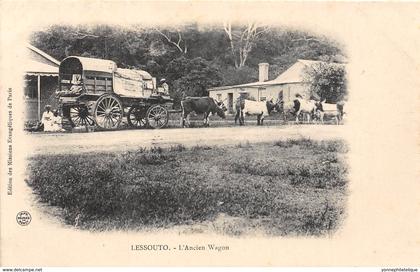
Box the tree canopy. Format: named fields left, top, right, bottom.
left=304, top=63, right=347, bottom=103
left=31, top=23, right=346, bottom=100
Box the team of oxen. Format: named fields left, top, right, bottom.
left=180, top=95, right=345, bottom=127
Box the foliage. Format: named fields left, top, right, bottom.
left=222, top=66, right=258, bottom=86
left=166, top=57, right=223, bottom=105
left=27, top=140, right=348, bottom=235
left=222, top=22, right=269, bottom=68
left=304, top=62, right=347, bottom=103
left=30, top=24, right=345, bottom=98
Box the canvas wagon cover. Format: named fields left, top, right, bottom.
left=113, top=68, right=153, bottom=98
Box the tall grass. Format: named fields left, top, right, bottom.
left=27, top=140, right=348, bottom=235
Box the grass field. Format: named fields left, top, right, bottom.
left=27, top=138, right=348, bottom=236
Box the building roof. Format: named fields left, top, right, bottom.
left=26, top=44, right=60, bottom=65
left=25, top=60, right=60, bottom=76
left=209, top=59, right=345, bottom=91
left=25, top=44, right=60, bottom=76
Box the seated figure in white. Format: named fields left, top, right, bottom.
left=51, top=110, right=65, bottom=132
left=41, top=105, right=54, bottom=132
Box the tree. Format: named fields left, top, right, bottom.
left=154, top=28, right=188, bottom=54
left=221, top=66, right=258, bottom=86
left=223, top=22, right=269, bottom=68
left=166, top=57, right=222, bottom=106
left=304, top=63, right=347, bottom=103
left=30, top=24, right=346, bottom=100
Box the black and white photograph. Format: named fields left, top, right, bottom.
left=24, top=22, right=348, bottom=236
left=1, top=1, right=419, bottom=268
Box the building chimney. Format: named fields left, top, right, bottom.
left=258, top=63, right=269, bottom=82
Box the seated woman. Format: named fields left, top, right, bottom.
left=41, top=105, right=54, bottom=132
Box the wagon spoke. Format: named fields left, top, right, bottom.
left=94, top=95, right=122, bottom=130
left=146, top=105, right=168, bottom=129
left=127, top=105, right=147, bottom=129
left=86, top=116, right=95, bottom=125
left=103, top=98, right=109, bottom=109
left=68, top=104, right=95, bottom=128
left=108, top=117, right=114, bottom=127
left=107, top=98, right=113, bottom=109
left=98, top=104, right=106, bottom=112
left=73, top=116, right=81, bottom=125
left=110, top=100, right=117, bottom=109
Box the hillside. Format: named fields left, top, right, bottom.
left=30, top=24, right=346, bottom=101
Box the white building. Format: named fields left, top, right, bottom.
left=208, top=59, right=343, bottom=114
left=24, top=44, right=60, bottom=121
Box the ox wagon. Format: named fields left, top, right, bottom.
left=57, top=56, right=174, bottom=130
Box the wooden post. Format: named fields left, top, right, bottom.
left=37, top=74, right=41, bottom=120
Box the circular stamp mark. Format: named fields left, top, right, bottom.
left=16, top=211, right=32, bottom=226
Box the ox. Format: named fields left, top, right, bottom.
left=277, top=96, right=317, bottom=123
left=314, top=100, right=345, bottom=125
left=292, top=98, right=318, bottom=123
left=278, top=94, right=317, bottom=123
left=181, top=97, right=227, bottom=128
left=235, top=99, right=277, bottom=126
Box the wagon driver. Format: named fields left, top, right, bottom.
left=159, top=78, right=169, bottom=96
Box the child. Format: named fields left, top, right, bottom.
left=51, top=110, right=65, bottom=132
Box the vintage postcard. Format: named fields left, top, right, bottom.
left=0, top=1, right=419, bottom=268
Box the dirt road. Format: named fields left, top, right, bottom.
left=26, top=125, right=346, bottom=156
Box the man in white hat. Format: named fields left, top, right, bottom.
left=158, top=78, right=169, bottom=96
left=41, top=105, right=54, bottom=132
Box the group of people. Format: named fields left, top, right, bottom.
left=40, top=105, right=65, bottom=132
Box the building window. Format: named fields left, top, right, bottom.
left=258, top=87, right=266, bottom=101
left=24, top=78, right=38, bottom=99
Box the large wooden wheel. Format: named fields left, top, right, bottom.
left=93, top=94, right=123, bottom=130
left=146, top=104, right=169, bottom=129
left=127, top=106, right=147, bottom=128
left=68, top=105, right=95, bottom=127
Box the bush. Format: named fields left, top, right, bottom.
left=27, top=140, right=348, bottom=235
